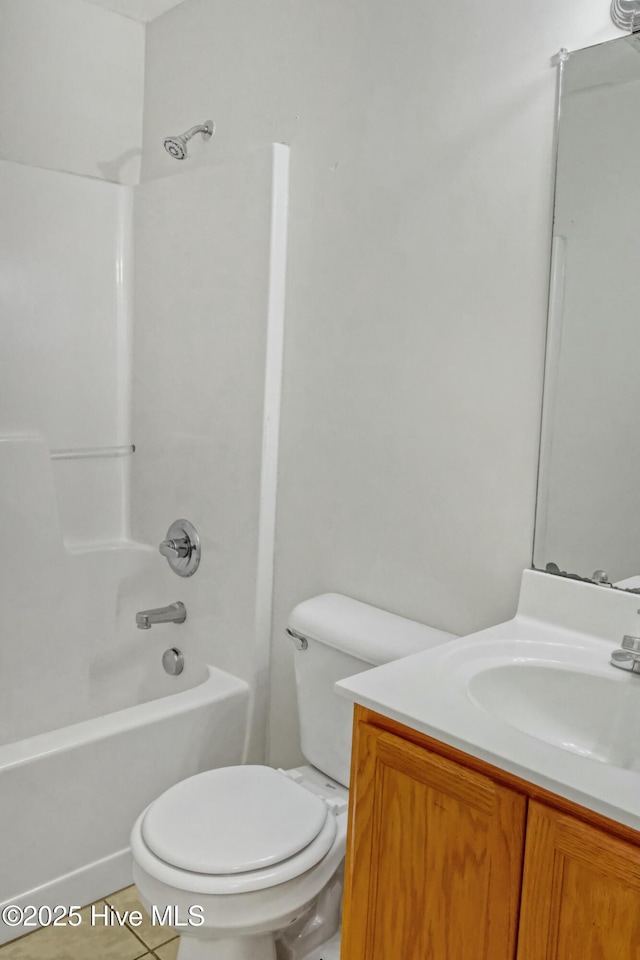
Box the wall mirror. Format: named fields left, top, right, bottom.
left=533, top=33, right=640, bottom=591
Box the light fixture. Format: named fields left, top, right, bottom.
left=611, top=0, right=640, bottom=31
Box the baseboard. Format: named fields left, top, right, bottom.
left=0, top=847, right=133, bottom=944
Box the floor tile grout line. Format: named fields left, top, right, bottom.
left=102, top=891, right=148, bottom=950
left=94, top=896, right=158, bottom=956
left=126, top=922, right=159, bottom=952
left=0, top=886, right=179, bottom=957
left=0, top=899, right=112, bottom=952
left=102, top=893, right=151, bottom=951
left=150, top=938, right=180, bottom=960
left=104, top=888, right=177, bottom=952
left=127, top=926, right=177, bottom=953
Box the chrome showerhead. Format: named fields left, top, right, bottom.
left=163, top=121, right=214, bottom=160
left=164, top=134, right=189, bottom=160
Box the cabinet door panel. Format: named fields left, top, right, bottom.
left=517, top=801, right=640, bottom=960
left=341, top=721, right=526, bottom=960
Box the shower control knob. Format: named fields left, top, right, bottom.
left=159, top=538, right=190, bottom=559
left=159, top=520, right=201, bottom=578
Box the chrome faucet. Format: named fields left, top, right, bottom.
left=611, top=634, right=640, bottom=674
left=136, top=602, right=186, bottom=630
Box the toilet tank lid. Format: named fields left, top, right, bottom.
left=288, top=593, right=456, bottom=666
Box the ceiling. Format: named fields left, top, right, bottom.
left=81, top=0, right=189, bottom=22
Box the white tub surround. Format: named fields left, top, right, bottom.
left=0, top=517, right=204, bottom=746
left=0, top=666, right=249, bottom=945
left=132, top=145, right=289, bottom=762
left=0, top=159, right=135, bottom=549
left=1, top=140, right=287, bottom=949
left=338, top=569, right=640, bottom=833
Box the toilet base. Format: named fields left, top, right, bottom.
left=176, top=933, right=277, bottom=960
left=299, top=930, right=341, bottom=960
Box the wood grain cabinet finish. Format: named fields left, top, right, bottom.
left=517, top=801, right=640, bottom=960
left=341, top=708, right=640, bottom=960
left=340, top=717, right=527, bottom=960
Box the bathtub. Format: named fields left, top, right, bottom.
left=0, top=664, right=249, bottom=944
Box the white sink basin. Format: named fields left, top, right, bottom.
left=336, top=570, right=640, bottom=832
left=467, top=662, right=640, bottom=770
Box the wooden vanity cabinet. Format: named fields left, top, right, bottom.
left=340, top=710, right=527, bottom=960
left=517, top=801, right=640, bottom=959
left=341, top=706, right=640, bottom=960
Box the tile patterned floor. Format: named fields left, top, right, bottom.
left=0, top=887, right=179, bottom=960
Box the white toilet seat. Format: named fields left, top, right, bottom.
left=142, top=765, right=330, bottom=874
left=131, top=765, right=339, bottom=895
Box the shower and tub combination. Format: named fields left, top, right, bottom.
left=0, top=122, right=289, bottom=943
left=0, top=437, right=250, bottom=946
left=0, top=651, right=249, bottom=943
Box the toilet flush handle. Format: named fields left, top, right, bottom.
left=286, top=627, right=308, bottom=651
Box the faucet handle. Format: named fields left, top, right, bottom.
left=159, top=537, right=190, bottom=559
left=159, top=520, right=201, bottom=578
left=621, top=635, right=640, bottom=654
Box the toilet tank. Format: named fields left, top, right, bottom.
left=288, top=593, right=455, bottom=787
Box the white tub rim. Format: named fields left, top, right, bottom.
left=0, top=665, right=249, bottom=772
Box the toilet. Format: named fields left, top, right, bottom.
left=130, top=593, right=454, bottom=960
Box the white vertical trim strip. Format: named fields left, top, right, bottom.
left=246, top=144, right=290, bottom=762
left=115, top=185, right=134, bottom=540
left=533, top=234, right=567, bottom=569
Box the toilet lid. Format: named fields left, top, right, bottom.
left=141, top=766, right=330, bottom=875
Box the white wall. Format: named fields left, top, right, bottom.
left=0, top=0, right=145, bottom=183
left=141, top=0, right=621, bottom=768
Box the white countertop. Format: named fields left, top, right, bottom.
left=336, top=571, right=640, bottom=833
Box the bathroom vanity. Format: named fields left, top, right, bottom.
left=340, top=706, right=640, bottom=960
left=337, top=570, right=640, bottom=960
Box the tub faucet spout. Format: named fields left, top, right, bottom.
left=136, top=602, right=186, bottom=630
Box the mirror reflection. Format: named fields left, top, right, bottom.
left=533, top=34, right=640, bottom=590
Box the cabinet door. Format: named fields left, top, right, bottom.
left=341, top=721, right=526, bottom=960
left=517, top=801, right=640, bottom=960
